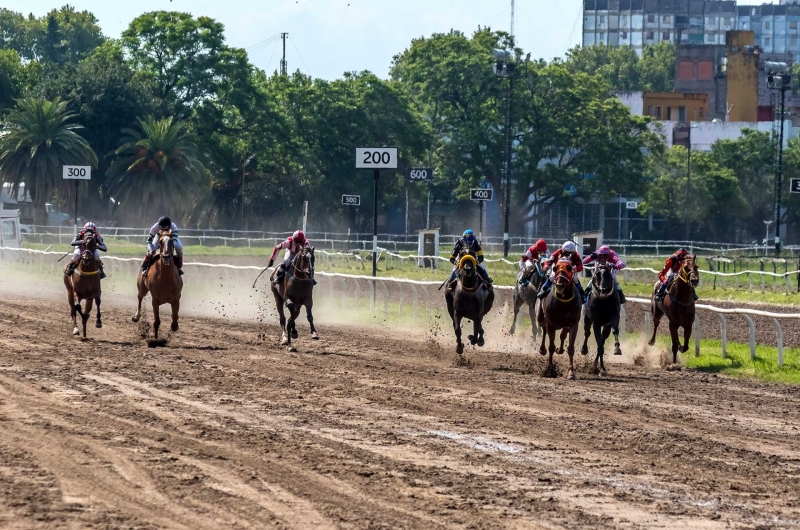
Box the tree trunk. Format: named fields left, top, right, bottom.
left=32, top=201, right=47, bottom=226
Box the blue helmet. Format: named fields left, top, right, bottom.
left=463, top=229, right=475, bottom=243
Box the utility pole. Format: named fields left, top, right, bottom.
left=767, top=61, right=791, bottom=255
left=510, top=0, right=515, bottom=40
left=280, top=32, right=288, bottom=76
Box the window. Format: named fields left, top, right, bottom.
left=649, top=106, right=662, bottom=119
left=678, top=106, right=687, bottom=123
left=663, top=15, right=671, bottom=24
left=647, top=14, right=655, bottom=23
left=598, top=15, right=606, bottom=24
left=666, top=107, right=672, bottom=120
left=698, top=61, right=713, bottom=80
left=765, top=20, right=771, bottom=31
left=792, top=21, right=798, bottom=30
left=727, top=17, right=734, bottom=27
left=792, top=37, right=798, bottom=47
left=766, top=37, right=772, bottom=47
left=647, top=30, right=655, bottom=40
left=2, top=221, right=15, bottom=242
left=663, top=31, right=670, bottom=41
left=698, top=107, right=704, bottom=120
left=621, top=31, right=628, bottom=39
left=678, top=61, right=694, bottom=80
left=620, top=14, right=629, bottom=26
left=707, top=16, right=716, bottom=25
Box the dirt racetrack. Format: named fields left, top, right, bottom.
left=1, top=296, right=800, bottom=529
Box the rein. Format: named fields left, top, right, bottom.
left=553, top=272, right=575, bottom=303
left=290, top=251, right=313, bottom=282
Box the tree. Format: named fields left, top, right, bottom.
left=638, top=42, right=676, bottom=92
left=105, top=116, right=206, bottom=222
left=0, top=8, right=37, bottom=61
left=639, top=146, right=747, bottom=238
left=564, top=42, right=675, bottom=92
left=0, top=49, right=27, bottom=111
left=34, top=40, right=157, bottom=209
left=122, top=12, right=249, bottom=111
left=38, top=6, right=104, bottom=65
left=0, top=97, right=97, bottom=224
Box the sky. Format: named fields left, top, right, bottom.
left=2, top=0, right=587, bottom=80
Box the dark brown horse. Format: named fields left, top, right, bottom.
left=509, top=257, right=546, bottom=338
left=63, top=230, right=102, bottom=337
left=538, top=261, right=583, bottom=380
left=649, top=255, right=699, bottom=364
left=132, top=229, right=183, bottom=340
left=445, top=252, right=495, bottom=356
left=271, top=246, right=317, bottom=352
left=580, top=263, right=622, bottom=376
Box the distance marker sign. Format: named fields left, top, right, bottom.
left=407, top=167, right=433, bottom=182
left=791, top=178, right=800, bottom=194
left=342, top=195, right=361, bottom=206
left=355, top=148, right=398, bottom=169
left=62, top=165, right=91, bottom=180
left=470, top=189, right=493, bottom=201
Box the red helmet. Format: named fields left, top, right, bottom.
left=535, top=239, right=548, bottom=252
left=292, top=230, right=305, bottom=244
left=676, top=248, right=689, bottom=256
left=597, top=245, right=612, bottom=255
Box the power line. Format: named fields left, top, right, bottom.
left=289, top=36, right=311, bottom=74
left=245, top=34, right=281, bottom=52
left=265, top=40, right=281, bottom=73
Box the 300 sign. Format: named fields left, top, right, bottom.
left=62, top=165, right=92, bottom=180
left=407, top=167, right=433, bottom=182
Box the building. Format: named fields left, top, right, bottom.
left=643, top=91, right=709, bottom=121
left=582, top=0, right=736, bottom=55
left=736, top=2, right=800, bottom=63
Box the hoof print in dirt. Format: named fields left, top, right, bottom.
left=664, top=364, right=682, bottom=372
left=454, top=355, right=473, bottom=368
left=147, top=338, right=168, bottom=348
left=633, top=355, right=646, bottom=367
left=287, top=346, right=298, bottom=353
left=137, top=320, right=152, bottom=340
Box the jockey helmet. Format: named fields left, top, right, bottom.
left=292, top=230, right=306, bottom=244
left=597, top=245, right=612, bottom=255
left=535, top=239, right=548, bottom=252
left=83, top=222, right=97, bottom=231
left=463, top=229, right=475, bottom=243
left=561, top=241, right=577, bottom=254
left=158, top=216, right=172, bottom=229
left=675, top=247, right=689, bottom=257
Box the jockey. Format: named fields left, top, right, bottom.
left=141, top=216, right=184, bottom=276
left=583, top=245, right=627, bottom=304
left=268, top=230, right=316, bottom=286
left=518, top=239, right=549, bottom=285
left=537, top=241, right=586, bottom=302
left=656, top=248, right=697, bottom=301
left=446, top=229, right=492, bottom=291
left=65, top=221, right=107, bottom=279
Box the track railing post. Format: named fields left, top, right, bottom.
left=717, top=313, right=727, bottom=358
left=773, top=318, right=784, bottom=367
left=742, top=314, right=756, bottom=360
left=694, top=313, right=701, bottom=357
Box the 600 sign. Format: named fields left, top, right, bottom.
left=407, top=167, right=433, bottom=182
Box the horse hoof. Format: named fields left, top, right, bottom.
left=539, top=347, right=547, bottom=356
left=580, top=346, right=589, bottom=355
left=287, top=346, right=297, bottom=353
left=477, top=337, right=485, bottom=347
left=557, top=348, right=565, bottom=355
left=509, top=327, right=515, bottom=336
left=567, top=371, right=576, bottom=381
left=600, top=369, right=608, bottom=377
left=132, top=316, right=140, bottom=323
left=280, top=335, right=289, bottom=346
left=171, top=323, right=179, bottom=332
left=311, top=332, right=319, bottom=340
left=456, top=343, right=464, bottom=355
left=680, top=346, right=689, bottom=353
left=96, top=322, right=102, bottom=329
left=72, top=328, right=80, bottom=336
left=647, top=339, right=655, bottom=346
left=291, top=330, right=299, bottom=340
left=614, top=347, right=622, bottom=356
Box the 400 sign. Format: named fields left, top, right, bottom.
left=470, top=189, right=493, bottom=201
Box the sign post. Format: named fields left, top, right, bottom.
left=470, top=188, right=493, bottom=241
left=63, top=165, right=91, bottom=232
left=356, top=148, right=398, bottom=306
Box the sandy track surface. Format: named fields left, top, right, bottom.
left=1, top=299, right=800, bottom=529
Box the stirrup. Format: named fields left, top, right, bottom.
left=178, top=269, right=184, bottom=276
left=100, top=269, right=107, bottom=279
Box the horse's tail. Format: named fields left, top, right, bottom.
left=458, top=254, right=477, bottom=270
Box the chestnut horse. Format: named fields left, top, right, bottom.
left=63, top=230, right=102, bottom=337
left=649, top=255, right=699, bottom=364
left=445, top=251, right=495, bottom=356
left=537, top=260, right=583, bottom=380
left=270, top=246, right=317, bottom=351
left=132, top=229, right=183, bottom=340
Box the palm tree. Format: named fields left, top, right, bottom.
left=106, top=116, right=206, bottom=222
left=0, top=97, right=98, bottom=224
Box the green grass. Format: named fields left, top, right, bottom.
left=638, top=332, right=800, bottom=385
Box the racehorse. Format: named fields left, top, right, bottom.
left=509, top=257, right=546, bottom=338
left=270, top=246, right=317, bottom=351
left=445, top=251, right=495, bottom=356
left=649, top=254, right=699, bottom=364
left=537, top=260, right=583, bottom=380
left=580, top=263, right=622, bottom=376
left=63, top=230, right=102, bottom=337
left=132, top=229, right=183, bottom=340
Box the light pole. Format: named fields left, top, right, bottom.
left=763, top=220, right=773, bottom=256
left=767, top=61, right=792, bottom=255
left=493, top=47, right=516, bottom=258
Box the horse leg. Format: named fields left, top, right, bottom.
left=648, top=307, right=663, bottom=347
left=476, top=318, right=485, bottom=347
left=681, top=321, right=692, bottom=355
left=81, top=298, right=93, bottom=339
left=538, top=320, right=547, bottom=355
left=306, top=302, right=319, bottom=339
left=67, top=286, right=79, bottom=336
left=611, top=310, right=622, bottom=356
left=286, top=300, right=299, bottom=339
left=580, top=312, right=591, bottom=355
left=170, top=300, right=180, bottom=332
left=669, top=321, right=680, bottom=364
left=132, top=275, right=147, bottom=323
left=567, top=323, right=578, bottom=381
left=509, top=291, right=521, bottom=335
left=454, top=313, right=464, bottom=355
left=95, top=295, right=102, bottom=329
left=547, top=327, right=556, bottom=374
left=593, top=321, right=608, bottom=376
left=558, top=328, right=568, bottom=355
left=529, top=301, right=539, bottom=340
left=152, top=302, right=161, bottom=340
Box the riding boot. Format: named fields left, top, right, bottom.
left=141, top=254, right=151, bottom=273
left=273, top=265, right=286, bottom=287
left=692, top=289, right=699, bottom=302
left=617, top=286, right=626, bottom=304
left=65, top=261, right=77, bottom=276
left=175, top=256, right=184, bottom=276
left=537, top=278, right=552, bottom=299
left=576, top=281, right=587, bottom=303
left=99, top=262, right=107, bottom=280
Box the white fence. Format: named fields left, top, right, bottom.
left=1, top=247, right=798, bottom=366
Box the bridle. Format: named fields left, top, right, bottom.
left=591, top=262, right=614, bottom=299
left=291, top=248, right=313, bottom=282
left=158, top=230, right=174, bottom=264
left=553, top=264, right=575, bottom=303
